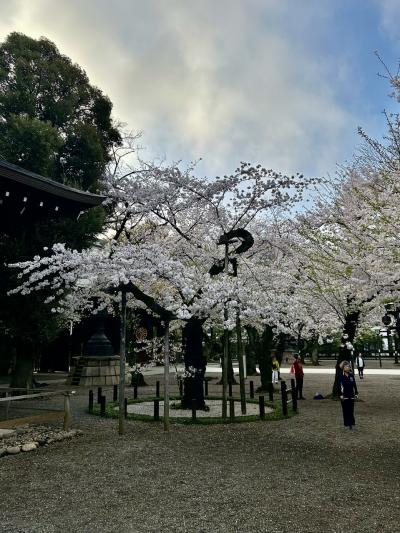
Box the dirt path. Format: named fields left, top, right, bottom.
left=1, top=370, right=399, bottom=532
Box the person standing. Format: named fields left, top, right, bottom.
left=271, top=354, right=280, bottom=384
left=338, top=360, right=358, bottom=429
left=292, top=354, right=305, bottom=399
left=356, top=352, right=365, bottom=379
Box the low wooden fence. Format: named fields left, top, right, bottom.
left=88, top=377, right=298, bottom=422
left=0, top=387, right=75, bottom=430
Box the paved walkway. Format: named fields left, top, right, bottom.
left=142, top=361, right=400, bottom=376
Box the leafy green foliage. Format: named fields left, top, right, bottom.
left=0, top=32, right=121, bottom=189
left=0, top=115, right=61, bottom=176
left=0, top=32, right=121, bottom=383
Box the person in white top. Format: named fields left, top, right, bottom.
left=356, top=352, right=365, bottom=379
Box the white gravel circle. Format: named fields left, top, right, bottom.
left=119, top=400, right=273, bottom=418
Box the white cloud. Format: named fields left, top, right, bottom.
left=0, top=0, right=360, bottom=177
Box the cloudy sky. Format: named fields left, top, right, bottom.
left=1, top=0, right=400, bottom=179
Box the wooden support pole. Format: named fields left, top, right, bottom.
left=268, top=381, right=274, bottom=402
left=191, top=399, right=197, bottom=422
left=236, top=312, right=247, bottom=415
left=154, top=399, right=160, bottom=421
left=258, top=395, right=265, bottom=420
left=163, top=321, right=170, bottom=432
left=97, top=387, right=102, bottom=403
left=291, top=378, right=298, bottom=412
left=229, top=399, right=235, bottom=420
left=281, top=381, right=288, bottom=416
left=119, top=289, right=127, bottom=435
left=100, top=395, right=106, bottom=417
left=222, top=242, right=229, bottom=419
left=249, top=380, right=254, bottom=399
left=63, top=393, right=71, bottom=431
left=88, top=390, right=93, bottom=414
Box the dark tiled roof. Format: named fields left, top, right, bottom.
left=0, top=159, right=106, bottom=206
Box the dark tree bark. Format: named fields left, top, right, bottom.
left=332, top=308, right=360, bottom=396
left=246, top=325, right=274, bottom=391
left=244, top=326, right=258, bottom=375
left=258, top=325, right=274, bottom=391
left=217, top=330, right=236, bottom=385
left=275, top=332, right=286, bottom=366
left=181, top=316, right=207, bottom=409
left=10, top=340, right=36, bottom=389
left=0, top=335, right=13, bottom=376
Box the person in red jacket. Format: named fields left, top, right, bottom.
left=292, top=354, right=305, bottom=400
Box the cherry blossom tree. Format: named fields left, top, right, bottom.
left=10, top=155, right=318, bottom=416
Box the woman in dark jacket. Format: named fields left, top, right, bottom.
left=338, top=360, right=358, bottom=429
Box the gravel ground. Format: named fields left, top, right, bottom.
left=124, top=400, right=273, bottom=417
left=1, top=365, right=400, bottom=532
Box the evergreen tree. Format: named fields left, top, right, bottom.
left=0, top=33, right=121, bottom=387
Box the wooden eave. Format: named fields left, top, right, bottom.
left=0, top=159, right=106, bottom=207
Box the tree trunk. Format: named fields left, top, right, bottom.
left=332, top=308, right=360, bottom=396
left=0, top=335, right=13, bottom=376
left=181, top=316, right=207, bottom=409
left=310, top=344, right=319, bottom=366
left=307, top=336, right=320, bottom=366
left=10, top=341, right=35, bottom=389
left=244, top=326, right=258, bottom=375
left=275, top=332, right=285, bottom=365
left=217, top=330, right=236, bottom=385
left=258, top=325, right=274, bottom=391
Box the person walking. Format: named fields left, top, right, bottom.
left=271, top=354, right=280, bottom=384
left=356, top=352, right=365, bottom=379
left=338, top=360, right=358, bottom=430
left=292, top=354, right=305, bottom=399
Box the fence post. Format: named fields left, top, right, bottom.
left=154, top=399, right=160, bottom=421
left=249, top=380, right=254, bottom=399
left=88, top=390, right=93, bottom=414
left=124, top=397, right=128, bottom=419
left=291, top=378, right=298, bottom=412
left=156, top=380, right=160, bottom=398
left=113, top=385, right=118, bottom=402
left=228, top=382, right=232, bottom=397
left=229, top=399, right=235, bottom=420
left=63, top=393, right=71, bottom=430
left=258, top=395, right=265, bottom=420
left=179, top=378, right=183, bottom=398
left=100, top=395, right=106, bottom=417
left=192, top=399, right=197, bottom=422
left=133, top=384, right=138, bottom=399
left=204, top=379, right=209, bottom=397
left=281, top=381, right=288, bottom=416
left=5, top=393, right=10, bottom=420
left=97, top=387, right=102, bottom=404
left=268, top=381, right=274, bottom=402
